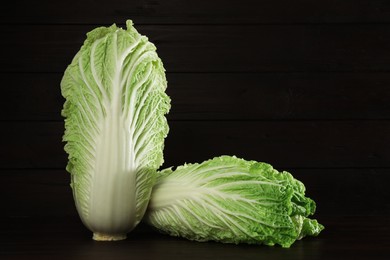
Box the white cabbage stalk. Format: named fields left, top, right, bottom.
left=61, top=20, right=170, bottom=241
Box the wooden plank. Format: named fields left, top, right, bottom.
left=1, top=169, right=389, bottom=218
left=0, top=121, right=388, bottom=169
left=2, top=0, right=390, bottom=24
left=294, top=169, right=390, bottom=217
left=1, top=170, right=75, bottom=218
left=158, top=121, right=390, bottom=169
left=1, top=72, right=390, bottom=121
left=0, top=73, right=64, bottom=121
left=2, top=24, right=390, bottom=73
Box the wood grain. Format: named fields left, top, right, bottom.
left=1, top=72, right=389, bottom=121
left=2, top=0, right=390, bottom=24
left=0, top=121, right=388, bottom=169
left=2, top=24, right=390, bottom=73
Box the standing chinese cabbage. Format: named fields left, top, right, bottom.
left=61, top=20, right=170, bottom=241
left=145, top=156, right=323, bottom=248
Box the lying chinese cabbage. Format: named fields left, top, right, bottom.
left=61, top=20, right=170, bottom=240
left=145, top=156, right=323, bottom=248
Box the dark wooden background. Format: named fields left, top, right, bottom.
left=1, top=0, right=389, bottom=259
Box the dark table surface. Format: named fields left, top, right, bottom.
left=1, top=215, right=388, bottom=260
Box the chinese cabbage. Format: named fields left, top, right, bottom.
left=145, top=156, right=323, bottom=248
left=61, top=20, right=170, bottom=240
